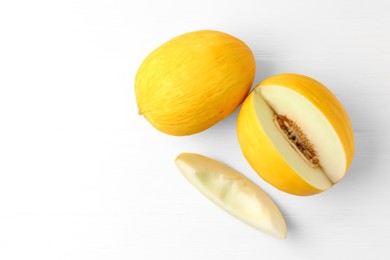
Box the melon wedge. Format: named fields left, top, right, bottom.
left=237, top=74, right=354, bottom=196
left=175, top=153, right=287, bottom=239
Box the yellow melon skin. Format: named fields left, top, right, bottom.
left=135, top=30, right=255, bottom=136
left=237, top=74, right=354, bottom=196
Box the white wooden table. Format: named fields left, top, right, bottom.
left=0, top=0, right=389, bottom=259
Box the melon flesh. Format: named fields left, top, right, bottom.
left=253, top=86, right=347, bottom=188
left=175, top=153, right=287, bottom=239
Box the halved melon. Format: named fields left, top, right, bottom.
left=237, top=74, right=354, bottom=196
left=175, top=153, right=287, bottom=239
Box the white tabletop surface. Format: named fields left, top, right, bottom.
left=1, top=0, right=390, bottom=259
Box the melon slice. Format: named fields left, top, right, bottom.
left=175, top=153, right=287, bottom=239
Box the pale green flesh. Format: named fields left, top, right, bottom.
left=253, top=85, right=347, bottom=189
left=175, top=153, right=287, bottom=239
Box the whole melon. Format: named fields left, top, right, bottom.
left=135, top=30, right=255, bottom=136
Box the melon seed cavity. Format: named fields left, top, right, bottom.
left=273, top=114, right=320, bottom=168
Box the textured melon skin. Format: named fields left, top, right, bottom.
left=135, top=30, right=255, bottom=136
left=237, top=74, right=354, bottom=196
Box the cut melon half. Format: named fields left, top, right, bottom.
left=237, top=74, right=354, bottom=196
left=175, top=153, right=287, bottom=239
